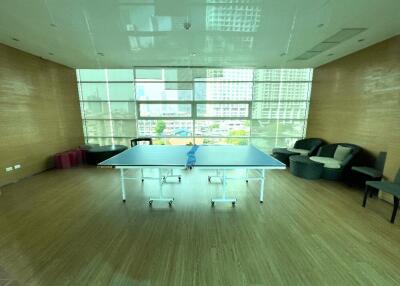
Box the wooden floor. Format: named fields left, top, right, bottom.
left=0, top=167, right=399, bottom=286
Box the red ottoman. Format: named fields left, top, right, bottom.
left=74, top=149, right=83, bottom=165
left=67, top=151, right=78, bottom=166
left=55, top=153, right=71, bottom=169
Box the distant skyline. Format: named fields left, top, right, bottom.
left=77, top=68, right=312, bottom=152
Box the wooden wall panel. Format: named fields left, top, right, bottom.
left=0, top=43, right=83, bottom=187
left=307, top=35, right=400, bottom=188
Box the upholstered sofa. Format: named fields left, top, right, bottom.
left=310, top=143, right=361, bottom=180
left=272, top=138, right=324, bottom=165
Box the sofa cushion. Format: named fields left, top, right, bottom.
left=333, top=145, right=352, bottom=161
left=310, top=156, right=342, bottom=169
left=287, top=148, right=309, bottom=155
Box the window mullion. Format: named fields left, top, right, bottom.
left=77, top=68, right=313, bottom=149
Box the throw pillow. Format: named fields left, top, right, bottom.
left=333, top=145, right=352, bottom=161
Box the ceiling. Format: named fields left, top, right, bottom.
left=0, top=0, right=399, bottom=69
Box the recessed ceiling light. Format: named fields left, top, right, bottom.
left=358, top=38, right=365, bottom=42
left=97, top=52, right=104, bottom=56
left=317, top=24, right=324, bottom=28
left=12, top=37, right=20, bottom=41
left=328, top=53, right=334, bottom=56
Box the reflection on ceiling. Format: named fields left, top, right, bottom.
left=0, top=0, right=399, bottom=68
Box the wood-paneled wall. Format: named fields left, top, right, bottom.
left=0, top=43, right=83, bottom=187
left=307, top=35, right=400, bottom=185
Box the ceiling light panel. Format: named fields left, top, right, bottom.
left=205, top=2, right=261, bottom=32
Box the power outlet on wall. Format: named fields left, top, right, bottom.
left=5, top=167, right=13, bottom=172
left=14, top=164, right=21, bottom=169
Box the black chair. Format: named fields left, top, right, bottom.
left=272, top=138, right=324, bottom=165
left=352, top=151, right=387, bottom=180
left=293, top=138, right=324, bottom=156
left=310, top=143, right=361, bottom=180
left=363, top=168, right=400, bottom=223
left=86, top=145, right=128, bottom=165
left=130, top=137, right=153, bottom=147
left=130, top=138, right=153, bottom=182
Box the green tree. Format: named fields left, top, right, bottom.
left=226, top=130, right=248, bottom=145
left=153, top=138, right=165, bottom=145
left=209, top=123, right=220, bottom=129
left=154, top=120, right=166, bottom=136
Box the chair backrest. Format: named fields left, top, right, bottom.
left=294, top=138, right=324, bottom=155
left=374, top=151, right=387, bottom=171
left=394, top=168, right=400, bottom=185
left=316, top=143, right=362, bottom=169
left=131, top=137, right=153, bottom=147
left=317, top=143, right=361, bottom=157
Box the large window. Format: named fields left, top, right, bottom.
left=77, top=68, right=313, bottom=153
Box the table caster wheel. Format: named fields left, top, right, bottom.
left=178, top=177, right=181, bottom=182
left=168, top=200, right=173, bottom=207
left=260, top=201, right=263, bottom=204
left=211, top=201, right=215, bottom=207
left=208, top=176, right=211, bottom=183
left=246, top=180, right=248, bottom=183
left=123, top=199, right=126, bottom=203
left=232, top=202, right=236, bottom=207
left=149, top=200, right=153, bottom=207
left=141, top=179, right=144, bottom=183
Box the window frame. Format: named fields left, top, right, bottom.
left=137, top=101, right=193, bottom=119
left=136, top=100, right=252, bottom=120
left=77, top=68, right=313, bottom=152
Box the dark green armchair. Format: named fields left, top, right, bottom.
left=272, top=138, right=324, bottom=165
left=293, top=138, right=324, bottom=156
left=310, top=143, right=362, bottom=180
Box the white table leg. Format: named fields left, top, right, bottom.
left=158, top=168, right=163, bottom=199
left=222, top=169, right=226, bottom=199
left=211, top=169, right=237, bottom=206
left=149, top=168, right=174, bottom=207
left=208, top=168, right=223, bottom=183
left=260, top=169, right=265, bottom=203
left=120, top=168, right=126, bottom=202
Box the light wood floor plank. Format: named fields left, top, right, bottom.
left=0, top=167, right=399, bottom=286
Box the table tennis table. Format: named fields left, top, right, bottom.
left=99, top=144, right=286, bottom=207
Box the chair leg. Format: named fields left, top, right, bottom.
left=390, top=196, right=399, bottom=224
left=369, top=176, right=382, bottom=197
left=362, top=185, right=370, bottom=207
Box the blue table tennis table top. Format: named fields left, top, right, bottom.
left=98, top=145, right=286, bottom=169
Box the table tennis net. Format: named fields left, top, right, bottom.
left=186, top=145, right=199, bottom=167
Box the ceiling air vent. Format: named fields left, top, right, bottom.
left=324, top=28, right=367, bottom=42
left=295, top=51, right=321, bottom=60
left=294, top=28, right=367, bottom=60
